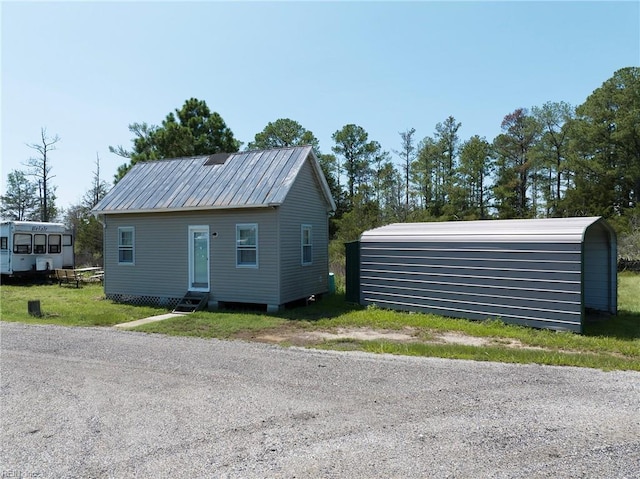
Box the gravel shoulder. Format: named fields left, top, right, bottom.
left=1, top=321, right=639, bottom=478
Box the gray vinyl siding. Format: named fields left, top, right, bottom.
left=104, top=213, right=189, bottom=299
left=360, top=218, right=617, bottom=333
left=278, top=160, right=330, bottom=303
left=209, top=209, right=279, bottom=305
left=103, top=209, right=280, bottom=305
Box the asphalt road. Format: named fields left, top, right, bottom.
left=1, top=322, right=639, bottom=478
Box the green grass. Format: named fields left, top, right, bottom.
left=0, top=282, right=165, bottom=326
left=1, top=274, right=639, bottom=370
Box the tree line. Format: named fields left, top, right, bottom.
left=2, top=67, right=638, bottom=264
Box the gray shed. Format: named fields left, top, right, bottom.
left=92, top=146, right=336, bottom=312
left=359, top=217, right=617, bottom=333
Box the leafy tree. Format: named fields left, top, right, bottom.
left=435, top=116, right=462, bottom=206
left=111, top=98, right=240, bottom=181
left=412, top=136, right=438, bottom=212
left=618, top=207, right=640, bottom=260
left=0, top=170, right=38, bottom=220
left=492, top=108, right=540, bottom=218
left=456, top=135, right=493, bottom=219
left=331, top=124, right=379, bottom=207
left=248, top=118, right=320, bottom=154
left=435, top=116, right=461, bottom=173
left=562, top=67, right=640, bottom=222
left=372, top=149, right=403, bottom=223
left=317, top=153, right=347, bottom=221
left=333, top=194, right=382, bottom=243
left=23, top=128, right=60, bottom=222
left=531, top=101, right=575, bottom=216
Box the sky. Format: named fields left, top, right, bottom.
left=1, top=1, right=639, bottom=213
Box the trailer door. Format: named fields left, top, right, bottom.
left=0, top=234, right=9, bottom=274
left=62, top=234, right=74, bottom=268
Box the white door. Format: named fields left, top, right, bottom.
left=189, top=226, right=210, bottom=291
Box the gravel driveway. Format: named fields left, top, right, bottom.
left=1, top=322, right=639, bottom=478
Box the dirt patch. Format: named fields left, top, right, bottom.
left=433, top=331, right=492, bottom=347
left=253, top=327, right=547, bottom=351
left=300, top=327, right=418, bottom=343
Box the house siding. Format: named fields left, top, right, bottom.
left=278, top=159, right=330, bottom=304
left=209, top=208, right=280, bottom=305
left=103, top=208, right=281, bottom=306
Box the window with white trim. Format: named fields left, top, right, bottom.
left=236, top=224, right=258, bottom=267
left=118, top=227, right=134, bottom=264
left=301, top=225, right=312, bottom=265
left=1, top=237, right=8, bottom=250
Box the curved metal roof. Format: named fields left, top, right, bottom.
left=361, top=217, right=610, bottom=243
left=92, top=145, right=336, bottom=214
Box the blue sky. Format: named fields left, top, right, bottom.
left=2, top=1, right=639, bottom=212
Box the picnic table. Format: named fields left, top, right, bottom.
left=75, top=267, right=104, bottom=283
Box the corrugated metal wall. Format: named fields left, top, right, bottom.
left=344, top=241, right=361, bottom=303
left=359, top=218, right=617, bottom=333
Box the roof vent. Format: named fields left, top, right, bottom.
left=204, top=153, right=232, bottom=166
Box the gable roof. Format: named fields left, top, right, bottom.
left=361, top=217, right=613, bottom=244
left=93, top=146, right=336, bottom=215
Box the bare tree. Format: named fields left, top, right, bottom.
left=84, top=153, right=109, bottom=209
left=23, top=128, right=60, bottom=222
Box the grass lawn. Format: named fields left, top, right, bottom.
left=1, top=273, right=639, bottom=370
left=0, top=282, right=165, bottom=327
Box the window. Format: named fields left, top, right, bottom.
left=118, top=227, right=134, bottom=264
left=13, top=234, right=32, bottom=254
left=63, top=234, right=73, bottom=247
left=1, top=237, right=7, bottom=250
left=48, top=234, right=61, bottom=254
left=34, top=234, right=47, bottom=254
left=302, top=225, right=312, bottom=265
left=236, top=224, right=258, bottom=267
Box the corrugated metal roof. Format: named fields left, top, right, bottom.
left=93, top=146, right=336, bottom=214
left=361, top=217, right=606, bottom=243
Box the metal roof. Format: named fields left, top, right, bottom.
left=361, top=217, right=609, bottom=243
left=92, top=146, right=336, bottom=214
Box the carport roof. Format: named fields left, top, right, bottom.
left=361, top=217, right=610, bottom=243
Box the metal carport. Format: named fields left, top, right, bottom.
left=357, top=217, right=617, bottom=333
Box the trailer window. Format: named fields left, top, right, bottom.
left=48, top=234, right=62, bottom=253
left=63, top=234, right=73, bottom=246
left=34, top=234, right=47, bottom=254
left=1, top=237, right=7, bottom=250
left=118, top=227, right=134, bottom=264
left=13, top=234, right=32, bottom=254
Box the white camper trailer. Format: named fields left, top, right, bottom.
left=0, top=221, right=74, bottom=277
